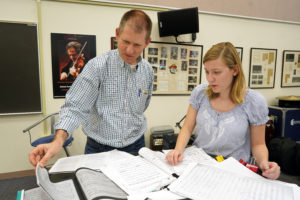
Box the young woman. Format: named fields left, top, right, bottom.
left=166, top=42, right=280, bottom=180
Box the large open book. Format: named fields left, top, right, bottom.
left=20, top=164, right=127, bottom=200
left=100, top=146, right=217, bottom=195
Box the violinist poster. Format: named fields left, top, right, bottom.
left=51, top=33, right=96, bottom=98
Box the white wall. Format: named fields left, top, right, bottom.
left=0, top=0, right=299, bottom=173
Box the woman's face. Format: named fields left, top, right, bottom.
left=204, top=58, right=238, bottom=95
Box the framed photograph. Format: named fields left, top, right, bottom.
left=235, top=47, right=243, bottom=61
left=249, top=48, right=277, bottom=89
left=281, top=50, right=300, bottom=87
left=143, top=41, right=203, bottom=95
left=51, top=33, right=96, bottom=98
left=111, top=37, right=118, bottom=49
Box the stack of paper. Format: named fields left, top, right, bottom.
left=20, top=146, right=300, bottom=200
left=168, top=162, right=295, bottom=200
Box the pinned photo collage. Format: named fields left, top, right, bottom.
left=144, top=42, right=203, bottom=95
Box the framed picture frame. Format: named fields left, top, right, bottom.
left=111, top=37, right=118, bottom=50
left=143, top=41, right=203, bottom=95
left=51, top=33, right=96, bottom=98
left=249, top=48, right=277, bottom=89
left=281, top=50, right=300, bottom=87
left=235, top=47, right=243, bottom=61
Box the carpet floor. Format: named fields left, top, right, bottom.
left=0, top=175, right=37, bottom=200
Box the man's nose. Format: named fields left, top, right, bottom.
left=126, top=45, right=134, bottom=54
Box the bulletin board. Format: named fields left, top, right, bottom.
left=143, top=41, right=203, bottom=95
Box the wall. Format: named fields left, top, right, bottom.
left=0, top=0, right=299, bottom=174
left=107, top=0, right=300, bottom=23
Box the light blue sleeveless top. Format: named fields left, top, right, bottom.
left=190, top=83, right=269, bottom=162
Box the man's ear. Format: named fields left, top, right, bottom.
left=115, top=28, right=120, bottom=39
left=145, top=37, right=151, bottom=47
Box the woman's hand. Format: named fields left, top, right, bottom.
left=166, top=149, right=183, bottom=166
left=259, top=160, right=281, bottom=180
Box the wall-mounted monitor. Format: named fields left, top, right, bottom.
left=157, top=7, right=199, bottom=37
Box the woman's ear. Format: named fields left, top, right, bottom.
left=233, top=64, right=239, bottom=76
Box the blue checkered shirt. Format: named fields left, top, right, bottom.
left=55, top=49, right=154, bottom=148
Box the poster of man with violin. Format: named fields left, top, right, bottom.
left=51, top=33, right=96, bottom=98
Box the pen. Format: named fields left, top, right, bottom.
left=138, top=88, right=141, bottom=97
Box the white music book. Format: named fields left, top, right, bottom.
left=100, top=147, right=181, bottom=195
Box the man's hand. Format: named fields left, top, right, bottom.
left=69, top=66, right=77, bottom=77
left=29, top=141, right=62, bottom=168
left=69, top=66, right=81, bottom=78
left=60, top=72, right=68, bottom=81
left=29, top=130, right=68, bottom=168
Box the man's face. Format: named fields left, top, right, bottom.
left=67, top=47, right=78, bottom=62
left=116, top=22, right=151, bottom=65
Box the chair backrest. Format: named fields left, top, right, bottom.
left=23, top=112, right=59, bottom=135
left=50, top=114, right=57, bottom=135
left=23, top=112, right=73, bottom=157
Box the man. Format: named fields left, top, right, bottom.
left=29, top=9, right=153, bottom=168
left=60, top=41, right=85, bottom=81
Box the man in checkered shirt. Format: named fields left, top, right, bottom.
left=30, top=9, right=153, bottom=168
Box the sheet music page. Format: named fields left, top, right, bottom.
left=163, top=146, right=218, bottom=175
left=49, top=149, right=134, bottom=174
left=24, top=187, right=52, bottom=200
left=127, top=189, right=185, bottom=200
left=138, top=147, right=176, bottom=175
left=75, top=168, right=127, bottom=200
left=292, top=184, right=300, bottom=199
left=80, top=149, right=134, bottom=170
left=36, top=164, right=80, bottom=200
left=48, top=155, right=84, bottom=174
left=100, top=156, right=174, bottom=195
left=169, top=163, right=294, bottom=200
left=217, top=157, right=264, bottom=180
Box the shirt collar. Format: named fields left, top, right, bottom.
left=116, top=49, right=141, bottom=70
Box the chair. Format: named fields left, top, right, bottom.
left=23, top=112, right=73, bottom=157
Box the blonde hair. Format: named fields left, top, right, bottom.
left=119, top=10, right=152, bottom=42
left=203, top=42, right=246, bottom=104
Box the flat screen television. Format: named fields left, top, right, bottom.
left=157, top=7, right=199, bottom=37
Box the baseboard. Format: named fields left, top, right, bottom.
left=0, top=169, right=35, bottom=180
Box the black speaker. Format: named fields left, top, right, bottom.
left=157, top=7, right=199, bottom=37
